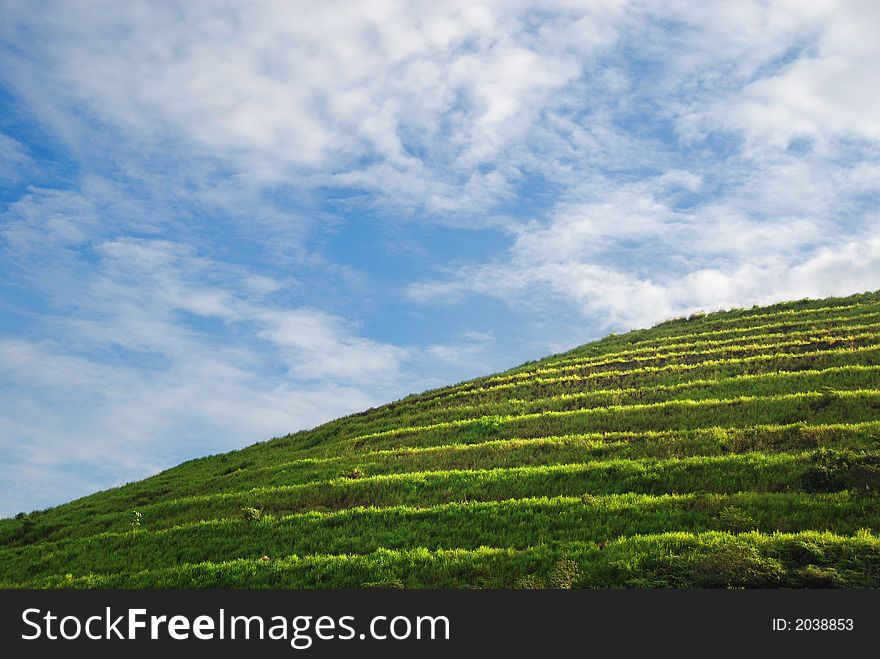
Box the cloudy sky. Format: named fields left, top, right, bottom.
left=2, top=0, right=880, bottom=517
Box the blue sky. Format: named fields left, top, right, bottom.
left=2, top=0, right=880, bottom=517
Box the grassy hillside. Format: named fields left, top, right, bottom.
left=3, top=291, right=880, bottom=588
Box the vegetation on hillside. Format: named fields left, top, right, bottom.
left=2, top=291, right=880, bottom=588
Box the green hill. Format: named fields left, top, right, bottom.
left=3, top=291, right=880, bottom=588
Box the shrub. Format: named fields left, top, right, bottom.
left=362, top=579, right=404, bottom=589
left=781, top=539, right=826, bottom=566
left=514, top=556, right=580, bottom=589
left=13, top=513, right=35, bottom=543
left=241, top=507, right=263, bottom=521
left=801, top=448, right=880, bottom=493
left=547, top=557, right=580, bottom=589
left=513, top=574, right=546, bottom=589
left=690, top=544, right=784, bottom=588
left=796, top=565, right=843, bottom=588
left=718, top=506, right=757, bottom=533
left=475, top=415, right=505, bottom=435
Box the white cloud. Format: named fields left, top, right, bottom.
left=0, top=0, right=630, bottom=216
left=662, top=0, right=880, bottom=157
left=406, top=1, right=880, bottom=333
left=411, top=234, right=880, bottom=332
left=0, top=133, right=31, bottom=182
left=719, top=2, right=880, bottom=152
left=1, top=187, right=102, bottom=253
left=257, top=309, right=408, bottom=381
left=424, top=329, right=497, bottom=374
left=409, top=157, right=880, bottom=331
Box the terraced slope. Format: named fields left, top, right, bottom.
left=3, top=291, right=880, bottom=588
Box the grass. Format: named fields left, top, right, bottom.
left=2, top=290, right=880, bottom=588
left=18, top=531, right=880, bottom=589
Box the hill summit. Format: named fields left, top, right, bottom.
left=3, top=291, right=880, bottom=588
